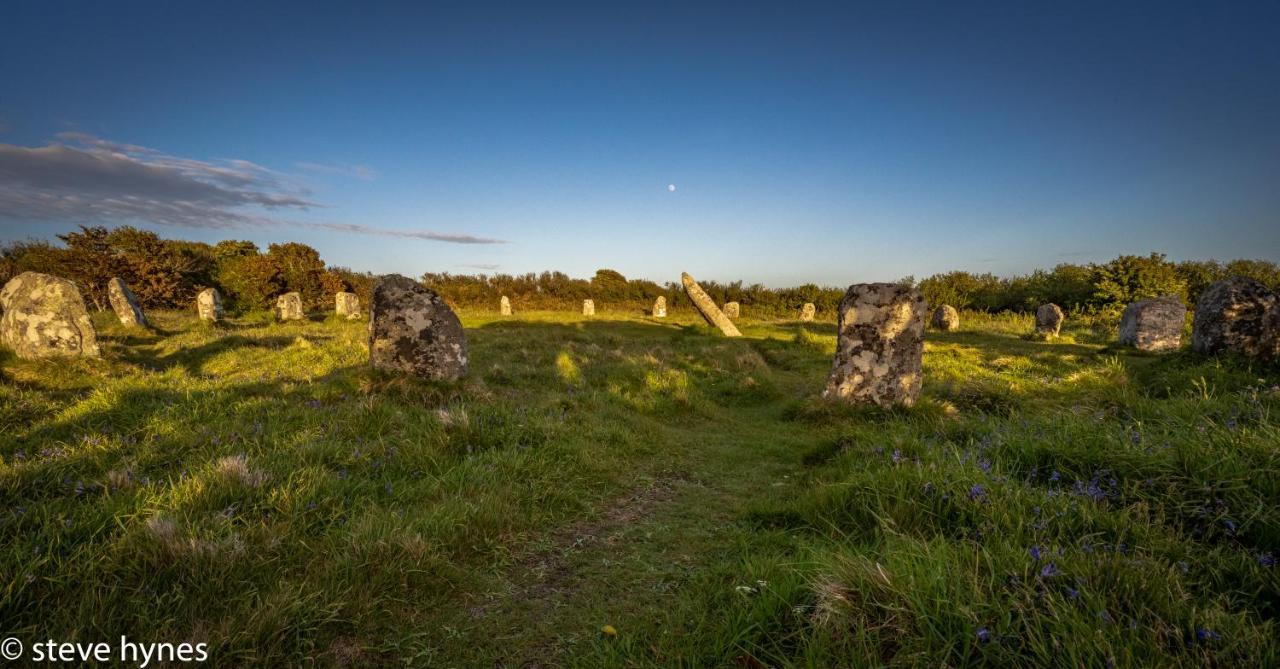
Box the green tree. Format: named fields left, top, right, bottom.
left=1091, top=253, right=1186, bottom=313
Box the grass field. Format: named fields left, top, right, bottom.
left=2, top=308, right=1278, bottom=667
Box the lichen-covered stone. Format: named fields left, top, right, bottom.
left=800, top=303, right=816, bottom=322
left=107, top=277, right=147, bottom=327
left=823, top=283, right=925, bottom=407
left=500, top=296, right=512, bottom=316
left=335, top=292, right=361, bottom=319
left=681, top=272, right=741, bottom=337
left=652, top=296, right=666, bottom=318
left=1119, top=296, right=1186, bottom=352
left=1036, top=303, right=1064, bottom=337
left=582, top=299, right=595, bottom=316
left=275, top=292, right=304, bottom=321
left=723, top=301, right=740, bottom=319
left=368, top=274, right=468, bottom=380
left=931, top=304, right=960, bottom=331
left=197, top=288, right=223, bottom=322
left=0, top=272, right=100, bottom=358
left=1192, top=277, right=1280, bottom=361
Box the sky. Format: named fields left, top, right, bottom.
left=1, top=0, right=1278, bottom=286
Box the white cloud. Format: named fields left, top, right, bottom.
left=295, top=161, right=378, bottom=181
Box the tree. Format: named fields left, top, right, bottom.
left=57, top=226, right=126, bottom=310
left=1091, top=253, right=1186, bottom=313
left=267, top=242, right=326, bottom=305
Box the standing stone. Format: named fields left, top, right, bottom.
left=931, top=305, right=960, bottom=331
left=1118, top=296, right=1186, bottom=352
left=196, top=288, right=223, bottom=322
left=823, top=283, right=925, bottom=407
left=723, top=302, right=740, bottom=319
left=1035, top=303, right=1064, bottom=337
left=107, top=277, right=147, bottom=327
left=275, top=292, right=304, bottom=321
left=500, top=296, right=512, bottom=316
left=335, top=292, right=362, bottom=319
left=652, top=296, right=667, bottom=318
left=368, top=274, right=468, bottom=380
left=0, top=272, right=100, bottom=358
left=800, top=303, right=816, bottom=322
left=1192, top=277, right=1280, bottom=361
left=582, top=299, right=595, bottom=316
left=681, top=272, right=741, bottom=337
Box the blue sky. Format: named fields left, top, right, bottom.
left=1, top=1, right=1277, bottom=286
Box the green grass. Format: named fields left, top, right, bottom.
left=2, top=308, right=1277, bottom=667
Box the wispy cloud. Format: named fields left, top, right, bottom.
left=295, top=161, right=377, bottom=181
left=458, top=263, right=502, bottom=270
left=0, top=133, right=504, bottom=244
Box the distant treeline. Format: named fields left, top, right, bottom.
left=2, top=226, right=1278, bottom=317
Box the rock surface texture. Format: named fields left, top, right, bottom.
left=582, top=299, right=595, bottom=316
left=368, top=274, right=469, bottom=380
left=107, top=277, right=147, bottom=327
left=275, top=292, right=304, bottom=321
left=931, top=305, right=960, bottom=331
left=823, top=283, right=925, bottom=407
left=1036, top=303, right=1064, bottom=337
left=723, top=301, right=740, bottom=319
left=800, top=303, right=816, bottom=322
left=652, top=296, right=666, bottom=318
left=197, top=288, right=223, bottom=322
left=500, top=296, right=512, bottom=316
left=681, top=272, right=741, bottom=337
left=0, top=272, right=100, bottom=358
left=1191, top=277, right=1280, bottom=362
left=335, top=292, right=361, bottom=319
left=1118, top=297, right=1186, bottom=352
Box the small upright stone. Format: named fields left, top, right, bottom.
left=931, top=305, right=960, bottom=331
left=196, top=288, right=223, bottom=322
left=823, top=283, right=925, bottom=407
left=500, top=296, right=512, bottom=316
left=368, top=274, right=468, bottom=380
left=1035, top=303, right=1064, bottom=337
left=652, top=296, right=667, bottom=318
left=681, top=272, right=741, bottom=337
left=800, top=303, right=816, bottom=322
left=275, top=292, right=304, bottom=321
left=0, top=272, right=100, bottom=358
left=1192, top=277, right=1280, bottom=361
left=582, top=299, right=595, bottom=316
left=1118, top=296, right=1186, bottom=352
left=335, top=292, right=362, bottom=319
left=723, top=302, right=740, bottom=319
left=107, top=277, right=147, bottom=327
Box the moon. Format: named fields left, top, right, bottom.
left=667, top=184, right=677, bottom=192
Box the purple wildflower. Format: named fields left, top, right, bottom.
left=1066, top=587, right=1079, bottom=600
left=976, top=627, right=993, bottom=643
left=1259, top=553, right=1276, bottom=568
left=1029, top=546, right=1042, bottom=561
left=1195, top=628, right=1220, bottom=642
left=1040, top=562, right=1061, bottom=578
left=969, top=484, right=986, bottom=501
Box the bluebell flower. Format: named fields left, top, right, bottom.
left=977, top=458, right=992, bottom=474
left=1195, top=628, right=1220, bottom=642
left=1258, top=553, right=1276, bottom=568
left=1048, top=471, right=1061, bottom=483
left=1177, top=561, right=1189, bottom=574
left=1029, top=546, right=1042, bottom=561
left=1222, top=519, right=1237, bottom=535
left=969, top=484, right=986, bottom=501
left=1040, top=562, right=1061, bottom=578
left=976, top=627, right=993, bottom=643
left=1066, top=587, right=1079, bottom=600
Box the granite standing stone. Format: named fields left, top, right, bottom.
left=335, top=292, right=362, bottom=319
left=652, top=296, right=667, bottom=318
left=275, top=292, right=304, bottom=321
left=800, top=303, right=816, bottom=322
left=0, top=272, right=100, bottom=358
left=582, top=299, right=595, bottom=316
left=368, top=274, right=468, bottom=380
left=681, top=272, right=741, bottom=337
left=197, top=288, right=223, bottom=322
left=1191, top=277, right=1280, bottom=362
left=1118, top=296, right=1186, bottom=352
left=723, top=301, right=740, bottom=319
left=107, top=277, right=147, bottom=327
left=823, top=283, right=925, bottom=407
left=931, top=304, right=960, bottom=331
left=1036, top=303, right=1064, bottom=337
left=500, top=296, right=512, bottom=316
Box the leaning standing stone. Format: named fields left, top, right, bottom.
left=723, top=301, right=740, bottom=319
left=1192, top=277, right=1280, bottom=361
left=1118, top=296, right=1186, bottom=352
left=197, top=288, right=223, bottom=322
left=368, top=274, right=468, bottom=380
left=681, top=272, right=741, bottom=337
left=652, top=296, right=667, bottom=318
left=582, top=299, right=595, bottom=316
left=1036, top=303, right=1064, bottom=337
left=800, top=303, right=816, bottom=322
left=107, top=277, right=147, bottom=327
left=335, top=292, right=361, bottom=319
left=823, top=283, right=925, bottom=407
left=500, top=296, right=512, bottom=316
left=0, top=272, right=100, bottom=358
left=931, top=305, right=960, bottom=331
left=275, top=292, right=304, bottom=321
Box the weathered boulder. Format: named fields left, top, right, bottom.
left=368, top=274, right=468, bottom=380
left=823, top=283, right=925, bottom=407
left=1036, top=303, right=1064, bottom=337
left=681, top=272, right=741, bottom=337
left=335, top=292, right=362, bottom=319
left=1118, top=296, right=1186, bottom=352
left=723, top=301, right=740, bottom=319
left=582, top=299, right=595, bottom=316
left=107, top=277, right=147, bottom=327
left=275, top=292, right=304, bottom=321
left=196, top=288, right=223, bottom=322
left=800, top=303, right=816, bottom=322
left=931, top=304, right=960, bottom=331
left=500, top=296, right=512, bottom=316
left=1192, top=277, right=1280, bottom=361
left=652, top=296, right=667, bottom=318
left=0, top=272, right=100, bottom=358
